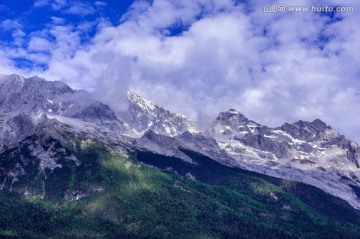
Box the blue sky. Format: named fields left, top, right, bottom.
left=1, top=0, right=360, bottom=142
left=0, top=0, right=134, bottom=69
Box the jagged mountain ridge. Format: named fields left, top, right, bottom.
left=0, top=74, right=196, bottom=148
left=1, top=74, right=360, bottom=210
left=208, top=108, right=360, bottom=208
left=121, top=91, right=198, bottom=137
left=0, top=74, right=125, bottom=148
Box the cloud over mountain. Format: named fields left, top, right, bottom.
left=0, top=0, right=360, bottom=142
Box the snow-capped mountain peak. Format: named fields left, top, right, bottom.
left=209, top=108, right=360, bottom=208
left=122, top=90, right=198, bottom=137
left=210, top=109, right=260, bottom=139
left=128, top=90, right=156, bottom=111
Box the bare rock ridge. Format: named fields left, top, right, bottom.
left=209, top=108, right=360, bottom=208
left=0, top=74, right=125, bottom=147
left=1, top=74, right=360, bottom=209
left=122, top=91, right=198, bottom=137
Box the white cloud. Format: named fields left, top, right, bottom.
left=94, top=1, right=107, bottom=7
left=64, top=2, right=95, bottom=16
left=0, top=19, right=26, bottom=46
left=1, top=19, right=22, bottom=30
left=51, top=16, right=66, bottom=25
left=4, top=0, right=360, bottom=142
left=34, top=0, right=49, bottom=8
left=51, top=0, right=68, bottom=10
left=91, top=52, right=132, bottom=112
left=34, top=0, right=68, bottom=10
left=28, top=37, right=52, bottom=52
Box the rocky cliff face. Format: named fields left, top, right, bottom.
left=209, top=109, right=360, bottom=208
left=121, top=91, right=198, bottom=137
left=0, top=74, right=126, bottom=149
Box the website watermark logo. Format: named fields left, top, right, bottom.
left=262, top=5, right=354, bottom=13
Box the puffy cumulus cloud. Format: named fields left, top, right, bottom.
left=51, top=16, right=66, bottom=25
left=91, top=52, right=132, bottom=112
left=0, top=19, right=26, bottom=46
left=94, top=1, right=107, bottom=8
left=64, top=2, right=96, bottom=16
left=117, top=0, right=360, bottom=142
left=34, top=0, right=96, bottom=15
left=3, top=0, right=360, bottom=142
left=1, top=19, right=22, bottom=31
left=120, top=0, right=235, bottom=32
left=34, top=0, right=68, bottom=10
left=28, top=37, right=52, bottom=52
left=33, top=0, right=50, bottom=8
left=0, top=50, right=20, bottom=75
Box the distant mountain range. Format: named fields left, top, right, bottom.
left=1, top=74, right=360, bottom=238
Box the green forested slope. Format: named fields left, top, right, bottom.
left=0, top=134, right=359, bottom=239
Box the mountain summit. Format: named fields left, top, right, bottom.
left=122, top=90, right=198, bottom=137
